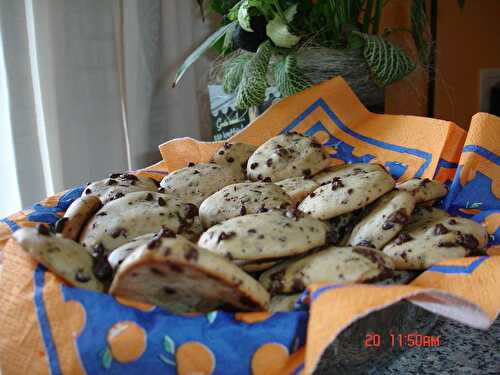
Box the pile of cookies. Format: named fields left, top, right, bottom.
left=13, top=133, right=489, bottom=314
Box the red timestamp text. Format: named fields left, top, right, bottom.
left=364, top=332, right=441, bottom=349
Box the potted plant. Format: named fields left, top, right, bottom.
left=174, top=0, right=459, bottom=139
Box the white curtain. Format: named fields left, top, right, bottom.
left=0, top=0, right=215, bottom=216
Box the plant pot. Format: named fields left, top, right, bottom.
left=208, top=48, right=384, bottom=140
left=297, top=47, right=385, bottom=113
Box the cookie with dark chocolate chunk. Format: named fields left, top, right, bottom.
left=110, top=234, right=269, bottom=313
left=246, top=133, right=330, bottom=182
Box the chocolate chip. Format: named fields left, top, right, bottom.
left=163, top=286, right=176, bottom=294
left=36, top=224, right=51, bottom=236
left=223, top=142, right=232, bottom=150
left=111, top=228, right=127, bottom=239
left=92, top=253, right=113, bottom=282
left=217, top=231, right=236, bottom=243
left=183, top=203, right=198, bottom=219
left=353, top=247, right=385, bottom=269
left=113, top=192, right=124, bottom=200
left=54, top=217, right=68, bottom=233
left=302, top=169, right=311, bottom=177
left=331, top=177, right=344, bottom=190
left=158, top=227, right=176, bottom=238
left=150, top=267, right=165, bottom=276
left=122, top=173, right=139, bottom=181
left=420, top=178, right=431, bottom=186
left=382, top=222, right=394, bottom=230
left=386, top=209, right=409, bottom=225
left=309, top=192, right=316, bottom=198
left=257, top=174, right=263, bottom=180
left=188, top=162, right=195, bottom=167
left=266, top=158, right=273, bottom=167
left=456, top=233, right=479, bottom=250
left=395, top=232, right=413, bottom=245
left=218, top=150, right=225, bottom=155
left=347, top=188, right=354, bottom=195
left=291, top=278, right=306, bottom=293
left=263, top=177, right=272, bottom=182
left=448, top=218, right=457, bottom=225
left=109, top=173, right=121, bottom=178
left=185, top=247, right=199, bottom=261
left=145, top=193, right=154, bottom=201
left=158, top=197, right=166, bottom=206
left=247, top=228, right=257, bottom=234
left=91, top=243, right=106, bottom=257
left=256, top=206, right=268, bottom=213
left=434, top=223, right=449, bottom=235
left=226, top=157, right=234, bottom=163
left=438, top=241, right=456, bottom=247
left=147, top=238, right=162, bottom=249
left=356, top=240, right=375, bottom=248
left=96, top=212, right=107, bottom=216
left=250, top=162, right=258, bottom=170
left=85, top=188, right=92, bottom=195
left=107, top=179, right=118, bottom=186
left=276, top=148, right=289, bottom=157
left=240, top=205, right=247, bottom=215
left=75, top=269, right=91, bottom=283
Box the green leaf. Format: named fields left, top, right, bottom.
left=355, top=32, right=416, bottom=86
left=222, top=22, right=237, bottom=52
left=238, top=1, right=253, bottom=31
left=206, top=311, right=218, bottom=324
left=173, top=21, right=236, bottom=88
left=163, top=335, right=175, bottom=354
left=235, top=40, right=273, bottom=109
left=283, top=3, right=298, bottom=22
left=223, top=53, right=252, bottom=93
left=274, top=54, right=312, bottom=97
left=266, top=19, right=300, bottom=48
left=101, top=347, right=112, bottom=369
left=159, top=354, right=176, bottom=366
left=228, top=0, right=245, bottom=21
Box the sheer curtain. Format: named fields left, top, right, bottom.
left=0, top=0, right=214, bottom=215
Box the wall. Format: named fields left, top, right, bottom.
left=382, top=0, right=430, bottom=117
left=434, top=0, right=500, bottom=129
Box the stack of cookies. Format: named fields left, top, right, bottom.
left=13, top=133, right=489, bottom=314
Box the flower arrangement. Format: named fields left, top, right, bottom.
left=174, top=0, right=463, bottom=110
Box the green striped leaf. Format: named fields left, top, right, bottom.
left=355, top=32, right=416, bottom=86
left=235, top=40, right=273, bottom=109
left=222, top=53, right=252, bottom=93
left=274, top=54, right=312, bottom=97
